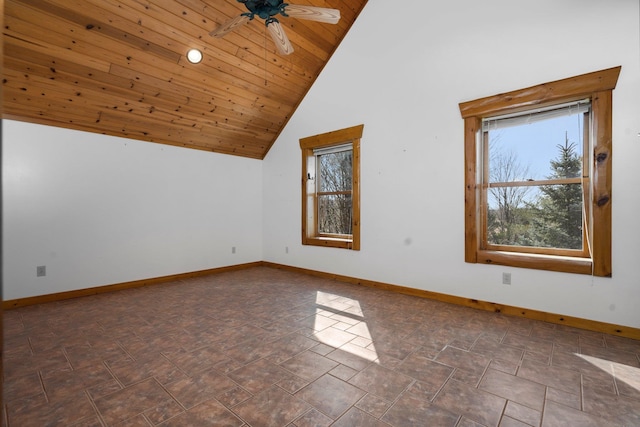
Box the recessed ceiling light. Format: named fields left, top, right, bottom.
left=186, top=48, right=203, bottom=64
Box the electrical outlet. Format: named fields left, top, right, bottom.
left=502, top=272, right=511, bottom=285
left=37, top=265, right=46, bottom=277
left=232, top=246, right=236, bottom=254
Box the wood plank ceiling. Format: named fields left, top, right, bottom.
left=2, top=0, right=368, bottom=159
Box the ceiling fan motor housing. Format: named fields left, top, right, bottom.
left=210, top=0, right=339, bottom=55
left=239, top=0, right=289, bottom=21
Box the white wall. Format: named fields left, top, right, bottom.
left=3, top=121, right=263, bottom=300
left=262, top=0, right=640, bottom=328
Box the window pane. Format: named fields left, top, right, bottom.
left=318, top=194, right=352, bottom=235
left=487, top=112, right=585, bottom=183
left=318, top=150, right=352, bottom=192
left=487, top=184, right=583, bottom=250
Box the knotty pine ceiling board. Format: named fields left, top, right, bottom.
left=2, top=0, right=368, bottom=159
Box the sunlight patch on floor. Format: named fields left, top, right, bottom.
left=577, top=353, right=640, bottom=392
left=314, top=291, right=378, bottom=363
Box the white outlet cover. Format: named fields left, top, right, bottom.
left=502, top=272, right=511, bottom=285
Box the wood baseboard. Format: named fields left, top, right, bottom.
left=4, top=260, right=638, bottom=341
left=2, top=262, right=263, bottom=309
left=263, top=262, right=640, bottom=341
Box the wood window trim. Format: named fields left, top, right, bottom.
left=459, top=67, right=620, bottom=276
left=300, top=124, right=363, bottom=250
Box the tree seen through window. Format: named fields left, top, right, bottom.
left=317, top=149, right=353, bottom=236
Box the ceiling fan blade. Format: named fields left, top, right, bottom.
left=267, top=21, right=294, bottom=55
left=283, top=4, right=340, bottom=24
left=210, top=14, right=250, bottom=38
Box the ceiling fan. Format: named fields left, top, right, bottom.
left=210, top=0, right=341, bottom=55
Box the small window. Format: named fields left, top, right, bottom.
left=300, top=125, right=363, bottom=250
left=459, top=67, right=620, bottom=276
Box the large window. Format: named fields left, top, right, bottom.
left=483, top=101, right=591, bottom=256
left=300, top=125, right=363, bottom=250
left=459, top=67, right=620, bottom=276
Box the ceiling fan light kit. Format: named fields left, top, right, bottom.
left=210, top=0, right=340, bottom=55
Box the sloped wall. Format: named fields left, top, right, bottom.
left=262, top=0, right=640, bottom=327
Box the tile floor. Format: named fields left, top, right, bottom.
left=3, top=266, right=640, bottom=426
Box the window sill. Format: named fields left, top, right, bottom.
left=303, top=236, right=357, bottom=250
left=476, top=250, right=593, bottom=275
